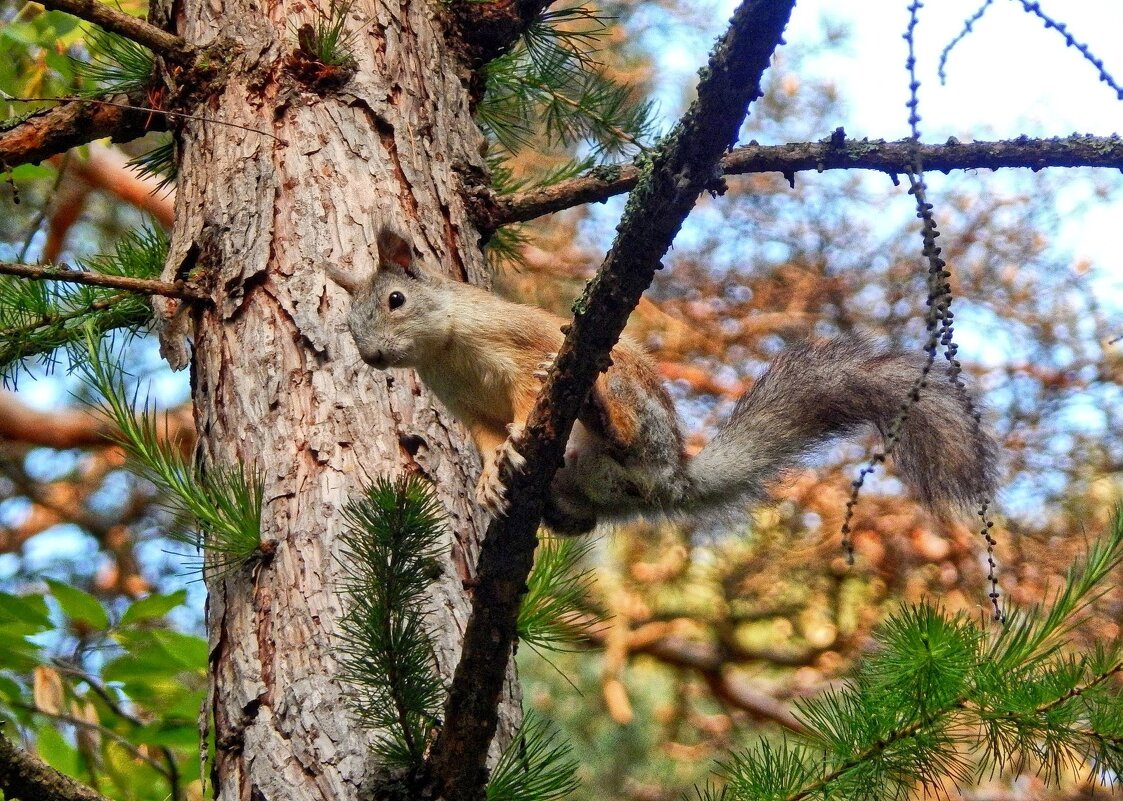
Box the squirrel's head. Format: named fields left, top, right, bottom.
left=327, top=227, right=449, bottom=370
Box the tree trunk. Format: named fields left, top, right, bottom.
left=166, top=1, right=518, bottom=798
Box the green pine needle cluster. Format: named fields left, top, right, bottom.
left=296, top=0, right=359, bottom=68
left=80, top=335, right=263, bottom=572
left=128, top=137, right=177, bottom=192
left=478, top=5, right=652, bottom=268
left=336, top=475, right=446, bottom=769
left=0, top=226, right=167, bottom=383
left=74, top=29, right=154, bottom=96
left=478, top=6, right=654, bottom=161
left=518, top=536, right=603, bottom=652
left=708, top=509, right=1123, bottom=800
left=487, top=712, right=581, bottom=801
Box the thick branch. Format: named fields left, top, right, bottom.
left=0, top=730, right=112, bottom=801
left=0, top=98, right=162, bottom=169
left=490, top=134, right=1123, bottom=226
left=425, top=2, right=796, bottom=799
left=0, top=262, right=206, bottom=300
left=36, top=0, right=193, bottom=61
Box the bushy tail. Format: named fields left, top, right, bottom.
left=685, top=338, right=999, bottom=513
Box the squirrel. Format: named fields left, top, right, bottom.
left=329, top=226, right=999, bottom=535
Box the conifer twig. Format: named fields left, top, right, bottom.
left=0, top=261, right=206, bottom=300
left=34, top=0, right=194, bottom=62
left=425, top=2, right=797, bottom=799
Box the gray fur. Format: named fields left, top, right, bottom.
left=685, top=338, right=999, bottom=513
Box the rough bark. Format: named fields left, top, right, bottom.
left=165, top=1, right=518, bottom=799
left=0, top=731, right=113, bottom=801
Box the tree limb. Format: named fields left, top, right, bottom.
left=35, top=0, right=193, bottom=62
left=0, top=98, right=162, bottom=169
left=0, top=730, right=113, bottom=801
left=489, top=133, right=1123, bottom=227
left=425, top=2, right=796, bottom=799
left=0, top=262, right=206, bottom=300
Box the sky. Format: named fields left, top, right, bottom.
left=646, top=1, right=1123, bottom=279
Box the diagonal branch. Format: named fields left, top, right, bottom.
left=35, top=0, right=193, bottom=61
left=0, top=97, right=163, bottom=169
left=424, top=1, right=796, bottom=799
left=489, top=133, right=1123, bottom=227
left=0, top=730, right=112, bottom=801
left=0, top=262, right=207, bottom=300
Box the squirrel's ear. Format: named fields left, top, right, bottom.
left=325, top=263, right=370, bottom=295
left=377, top=227, right=423, bottom=279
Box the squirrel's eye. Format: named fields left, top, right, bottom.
left=388, top=291, right=406, bottom=310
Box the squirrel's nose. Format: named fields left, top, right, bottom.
left=360, top=348, right=387, bottom=368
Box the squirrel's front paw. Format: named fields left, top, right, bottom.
left=475, top=439, right=528, bottom=515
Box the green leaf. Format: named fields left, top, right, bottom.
left=0, top=675, right=24, bottom=703
left=45, top=579, right=110, bottom=631
left=0, top=592, right=52, bottom=628
left=34, top=723, right=80, bottom=777
left=149, top=630, right=208, bottom=670
left=111, top=628, right=206, bottom=675
left=129, top=720, right=201, bottom=748
left=0, top=624, right=46, bottom=671
left=120, top=590, right=188, bottom=625
left=4, top=163, right=54, bottom=182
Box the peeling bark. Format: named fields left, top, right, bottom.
left=168, top=1, right=519, bottom=798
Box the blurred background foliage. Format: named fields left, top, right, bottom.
left=0, top=0, right=1121, bottom=799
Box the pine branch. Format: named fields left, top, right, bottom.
left=34, top=0, right=193, bottom=62
left=0, top=227, right=173, bottom=379
left=336, top=476, right=446, bottom=771
left=485, top=133, right=1123, bottom=227
left=80, top=335, right=264, bottom=572
left=486, top=713, right=580, bottom=801
left=424, top=3, right=797, bottom=800
left=0, top=95, right=161, bottom=169
left=0, top=262, right=205, bottom=300
left=711, top=513, right=1123, bottom=801
left=517, top=536, right=602, bottom=652
left=0, top=730, right=111, bottom=801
